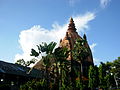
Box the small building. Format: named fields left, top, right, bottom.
left=0, top=61, right=42, bottom=90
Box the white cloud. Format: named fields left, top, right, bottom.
left=90, top=43, right=97, bottom=53
left=14, top=12, right=95, bottom=63
left=100, top=0, right=111, bottom=8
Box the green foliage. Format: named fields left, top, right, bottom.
left=53, top=47, right=71, bottom=90
left=54, top=47, right=69, bottom=61
left=26, top=58, right=38, bottom=66
left=19, top=40, right=120, bottom=90
left=20, top=79, right=47, bottom=90
left=112, top=57, right=120, bottom=76
left=15, top=58, right=37, bottom=67
left=111, top=57, right=120, bottom=88
left=98, top=63, right=104, bottom=87
left=73, top=39, right=89, bottom=61
left=98, top=62, right=116, bottom=89
left=72, top=39, right=90, bottom=89
left=88, top=65, right=98, bottom=90
left=30, top=49, right=39, bottom=57
left=0, top=84, right=10, bottom=89
left=15, top=59, right=25, bottom=66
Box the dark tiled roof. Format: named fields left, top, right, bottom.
left=0, top=61, right=42, bottom=78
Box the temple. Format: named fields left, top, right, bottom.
left=34, top=17, right=94, bottom=77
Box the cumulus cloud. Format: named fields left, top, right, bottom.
left=100, top=0, right=111, bottom=8
left=14, top=12, right=95, bottom=62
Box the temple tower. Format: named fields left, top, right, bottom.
left=59, top=17, right=94, bottom=77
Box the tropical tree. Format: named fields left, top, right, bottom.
left=111, top=57, right=120, bottom=88
left=72, top=38, right=90, bottom=90
left=98, top=62, right=107, bottom=89
left=98, top=62, right=114, bottom=89
left=54, top=47, right=70, bottom=89
left=88, top=65, right=99, bottom=90
left=104, top=62, right=115, bottom=89
left=30, top=42, right=57, bottom=89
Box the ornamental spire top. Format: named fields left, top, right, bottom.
left=67, top=17, right=76, bottom=32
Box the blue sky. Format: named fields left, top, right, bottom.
left=0, top=0, right=120, bottom=65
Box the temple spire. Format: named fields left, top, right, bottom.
left=67, top=17, right=76, bottom=32
left=70, top=17, right=73, bottom=23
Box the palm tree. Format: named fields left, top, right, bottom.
left=30, top=42, right=57, bottom=89
left=53, top=47, right=70, bottom=89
